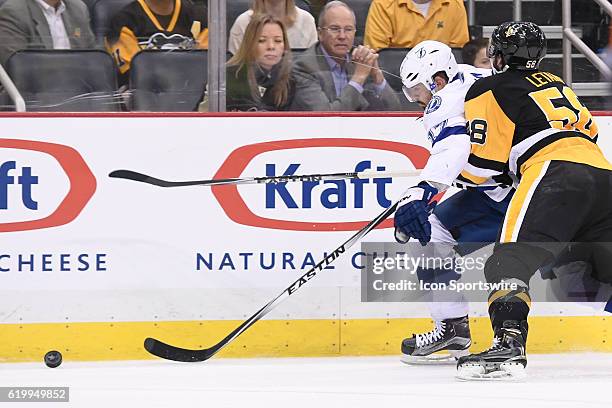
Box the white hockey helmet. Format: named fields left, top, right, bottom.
left=399, top=40, right=459, bottom=103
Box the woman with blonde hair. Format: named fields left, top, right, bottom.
left=226, top=14, right=295, bottom=111
left=228, top=0, right=317, bottom=55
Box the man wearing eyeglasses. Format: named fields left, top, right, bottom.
left=290, top=0, right=399, bottom=111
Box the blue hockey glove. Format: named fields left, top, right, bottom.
left=394, top=182, right=438, bottom=245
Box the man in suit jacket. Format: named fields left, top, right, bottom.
left=290, top=1, right=399, bottom=111
left=0, top=0, right=95, bottom=66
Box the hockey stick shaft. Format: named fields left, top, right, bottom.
left=144, top=201, right=399, bottom=362
left=109, top=169, right=421, bottom=188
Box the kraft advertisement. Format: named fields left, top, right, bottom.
left=0, top=115, right=610, bottom=360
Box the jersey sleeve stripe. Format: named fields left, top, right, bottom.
left=508, top=128, right=559, bottom=175
left=432, top=125, right=467, bottom=146
left=455, top=174, right=477, bottom=185
left=462, top=162, right=502, bottom=180
left=513, top=130, right=595, bottom=176
left=459, top=169, right=490, bottom=184
left=455, top=173, right=505, bottom=188
left=467, top=155, right=507, bottom=172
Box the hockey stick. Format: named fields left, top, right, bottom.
left=109, top=169, right=421, bottom=188
left=144, top=201, right=399, bottom=362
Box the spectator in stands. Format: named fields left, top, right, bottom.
left=364, top=0, right=469, bottom=50
left=106, top=0, right=208, bottom=84
left=224, top=14, right=295, bottom=111
left=228, top=0, right=317, bottom=55
left=0, top=0, right=96, bottom=66
left=461, top=37, right=490, bottom=69
left=290, top=1, right=400, bottom=111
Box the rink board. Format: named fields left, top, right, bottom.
left=1, top=315, right=610, bottom=362
left=0, top=113, right=611, bottom=362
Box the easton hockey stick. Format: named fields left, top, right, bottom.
left=109, top=169, right=421, bottom=188
left=144, top=200, right=400, bottom=362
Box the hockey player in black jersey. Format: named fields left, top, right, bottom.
left=455, top=21, right=612, bottom=379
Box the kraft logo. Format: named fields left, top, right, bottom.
left=0, top=139, right=96, bottom=232
left=212, top=139, right=429, bottom=231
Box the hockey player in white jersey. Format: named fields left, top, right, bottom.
left=394, top=41, right=514, bottom=364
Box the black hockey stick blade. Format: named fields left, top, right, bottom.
left=144, top=337, right=216, bottom=362
left=143, top=202, right=398, bottom=362
left=108, top=169, right=241, bottom=187
left=144, top=301, right=271, bottom=362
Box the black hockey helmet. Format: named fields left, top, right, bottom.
left=488, top=21, right=547, bottom=70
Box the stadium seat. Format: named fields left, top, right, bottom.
left=375, top=48, right=416, bottom=110
left=452, top=48, right=464, bottom=64
left=377, top=48, right=409, bottom=92
left=91, top=0, right=133, bottom=44
left=4, top=50, right=119, bottom=112
left=342, top=0, right=372, bottom=44
left=227, top=0, right=251, bottom=32
left=225, top=0, right=253, bottom=33
left=129, top=49, right=207, bottom=111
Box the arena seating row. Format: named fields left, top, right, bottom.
left=2, top=0, right=603, bottom=52
left=1, top=50, right=207, bottom=112
left=0, top=1, right=606, bottom=111
left=80, top=0, right=311, bottom=45
left=1, top=45, right=602, bottom=112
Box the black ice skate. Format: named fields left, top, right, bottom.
left=400, top=316, right=471, bottom=365
left=456, top=320, right=527, bottom=380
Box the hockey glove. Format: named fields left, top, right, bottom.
left=394, top=182, right=438, bottom=245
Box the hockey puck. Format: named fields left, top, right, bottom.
left=44, top=351, right=62, bottom=368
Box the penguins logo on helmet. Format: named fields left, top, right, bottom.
left=504, top=26, right=517, bottom=37
left=416, top=47, right=427, bottom=59
left=489, top=21, right=546, bottom=73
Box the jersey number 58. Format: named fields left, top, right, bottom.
left=529, top=86, right=596, bottom=137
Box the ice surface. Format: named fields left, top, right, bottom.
left=0, top=354, right=610, bottom=408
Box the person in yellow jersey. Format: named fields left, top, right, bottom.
left=455, top=21, right=612, bottom=380
left=364, top=0, right=469, bottom=50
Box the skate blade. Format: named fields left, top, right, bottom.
left=401, top=349, right=470, bottom=366
left=456, top=362, right=526, bottom=381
